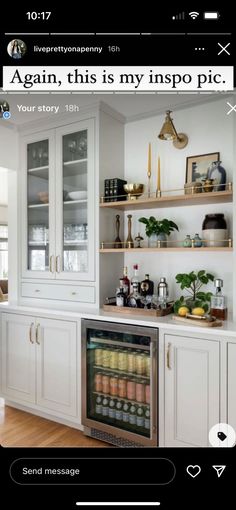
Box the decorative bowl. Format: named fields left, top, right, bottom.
left=123, top=183, right=144, bottom=200
left=67, top=190, right=87, bottom=200
left=37, top=191, right=49, bottom=203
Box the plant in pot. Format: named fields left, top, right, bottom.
left=138, top=216, right=179, bottom=247
left=174, top=270, right=214, bottom=316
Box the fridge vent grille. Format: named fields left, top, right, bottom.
left=91, top=428, right=144, bottom=448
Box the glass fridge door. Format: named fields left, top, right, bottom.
left=82, top=320, right=158, bottom=446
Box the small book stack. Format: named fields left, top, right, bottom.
left=104, top=178, right=127, bottom=202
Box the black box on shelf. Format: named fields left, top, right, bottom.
left=106, top=178, right=127, bottom=202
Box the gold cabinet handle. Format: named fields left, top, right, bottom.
left=167, top=342, right=171, bottom=370
left=49, top=255, right=55, bottom=273
left=36, top=323, right=40, bottom=345
left=56, top=255, right=61, bottom=273
left=29, top=322, right=34, bottom=344
left=71, top=291, right=77, bottom=295
left=35, top=289, right=40, bottom=293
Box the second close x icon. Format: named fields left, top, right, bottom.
left=218, top=42, right=231, bottom=55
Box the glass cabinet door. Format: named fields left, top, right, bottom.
left=25, top=134, right=54, bottom=277
left=56, top=120, right=95, bottom=281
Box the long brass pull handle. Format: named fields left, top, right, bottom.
left=49, top=255, right=54, bottom=273
left=167, top=343, right=171, bottom=370
left=36, top=324, right=40, bottom=345
left=29, top=322, right=34, bottom=344
left=56, top=255, right=61, bottom=273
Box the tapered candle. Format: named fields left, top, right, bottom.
left=157, top=156, right=161, bottom=191
left=147, top=143, right=151, bottom=177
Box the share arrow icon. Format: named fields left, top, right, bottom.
left=212, top=465, right=226, bottom=478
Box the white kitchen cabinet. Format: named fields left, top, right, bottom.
left=21, top=119, right=95, bottom=299
left=164, top=333, right=220, bottom=447
left=1, top=313, right=77, bottom=418
left=227, top=343, right=236, bottom=431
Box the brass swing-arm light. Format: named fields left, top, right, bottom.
left=158, top=110, right=188, bottom=149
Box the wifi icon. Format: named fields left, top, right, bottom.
left=189, top=11, right=199, bottom=19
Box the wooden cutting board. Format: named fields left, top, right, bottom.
left=172, top=315, right=222, bottom=327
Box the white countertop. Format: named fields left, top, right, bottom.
left=1, top=301, right=236, bottom=339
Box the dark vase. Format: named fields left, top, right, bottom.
left=202, top=214, right=228, bottom=247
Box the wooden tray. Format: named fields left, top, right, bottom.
left=103, top=303, right=173, bottom=317
left=172, top=315, right=222, bottom=327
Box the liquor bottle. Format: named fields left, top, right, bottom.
left=129, top=404, right=137, bottom=425
left=140, top=274, right=154, bottom=297
left=108, top=398, right=117, bottom=419
left=122, top=402, right=130, bottom=423
left=131, top=264, right=140, bottom=293
left=102, top=396, right=110, bottom=417
left=210, top=278, right=228, bottom=320
left=95, top=395, right=103, bottom=414
left=120, top=266, right=130, bottom=295
left=127, top=282, right=141, bottom=308
left=136, top=406, right=145, bottom=427
left=115, top=400, right=123, bottom=421
left=116, top=286, right=126, bottom=307
left=144, top=406, right=150, bottom=430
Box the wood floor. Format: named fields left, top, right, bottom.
left=0, top=401, right=108, bottom=447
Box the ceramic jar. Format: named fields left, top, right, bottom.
left=148, top=233, right=167, bottom=248
left=202, top=214, right=228, bottom=247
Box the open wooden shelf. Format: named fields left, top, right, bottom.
left=100, top=190, right=233, bottom=210
left=100, top=247, right=233, bottom=253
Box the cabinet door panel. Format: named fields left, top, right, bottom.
left=227, top=343, right=236, bottom=431
left=165, top=334, right=220, bottom=447
left=21, top=131, right=56, bottom=280
left=36, top=318, right=77, bottom=417
left=55, top=120, right=95, bottom=282
left=1, top=313, right=35, bottom=403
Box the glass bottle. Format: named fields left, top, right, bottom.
left=140, top=274, right=154, bottom=297
left=120, top=266, right=130, bottom=295
left=194, top=233, right=202, bottom=247
left=210, top=278, right=228, bottom=320
left=183, top=234, right=192, bottom=247
left=131, top=264, right=140, bottom=293
left=116, top=287, right=126, bottom=307
left=127, top=282, right=141, bottom=308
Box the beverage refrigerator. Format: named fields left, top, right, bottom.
left=82, top=319, right=158, bottom=447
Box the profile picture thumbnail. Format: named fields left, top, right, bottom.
left=0, top=100, right=10, bottom=118
left=7, top=39, right=27, bottom=59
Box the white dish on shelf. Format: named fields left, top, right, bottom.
left=67, top=191, right=87, bottom=200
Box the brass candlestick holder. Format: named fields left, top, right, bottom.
left=126, top=214, right=134, bottom=248
left=147, top=172, right=151, bottom=198
left=114, top=214, right=122, bottom=248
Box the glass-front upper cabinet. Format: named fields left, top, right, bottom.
left=23, top=131, right=55, bottom=279
left=55, top=120, right=95, bottom=281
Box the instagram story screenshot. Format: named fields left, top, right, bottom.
left=0, top=7, right=235, bottom=509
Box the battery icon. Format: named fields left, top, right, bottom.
left=204, top=12, right=219, bottom=19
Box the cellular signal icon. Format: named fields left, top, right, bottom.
left=172, top=12, right=185, bottom=20
left=189, top=11, right=199, bottom=19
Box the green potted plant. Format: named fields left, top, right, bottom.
left=138, top=216, right=179, bottom=247
left=174, top=270, right=214, bottom=315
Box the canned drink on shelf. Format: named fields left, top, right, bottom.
left=102, top=349, right=110, bottom=368
left=136, top=380, right=145, bottom=403
left=94, top=372, right=103, bottom=392
left=109, top=349, right=118, bottom=370
left=110, top=375, right=118, bottom=396
left=118, top=350, right=128, bottom=371
left=102, top=374, right=110, bottom=394
left=145, top=384, right=150, bottom=404
left=127, top=351, right=136, bottom=373
left=145, top=356, right=151, bottom=377
left=127, top=379, right=136, bottom=400
left=95, top=348, right=103, bottom=366
left=118, top=377, right=127, bottom=398
left=136, top=353, right=146, bottom=376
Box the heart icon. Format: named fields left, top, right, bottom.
left=186, top=465, right=201, bottom=478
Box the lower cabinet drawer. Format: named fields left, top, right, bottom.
left=21, top=282, right=95, bottom=303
